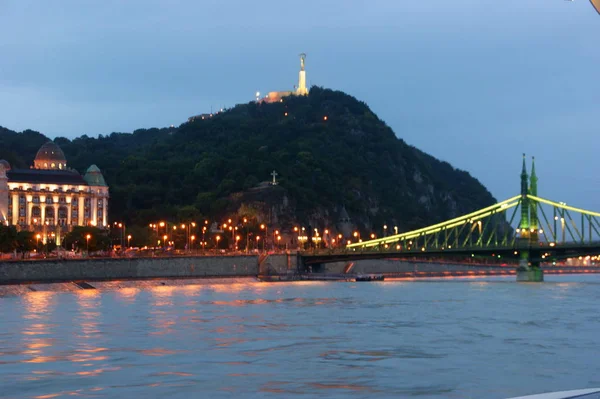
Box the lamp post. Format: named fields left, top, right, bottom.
left=256, top=236, right=261, bottom=252
left=383, top=224, right=388, bottom=237
left=260, top=224, right=267, bottom=251
left=127, top=234, right=132, bottom=248
left=86, top=234, right=91, bottom=253
left=191, top=235, right=196, bottom=252
left=243, top=218, right=249, bottom=253
left=215, top=235, right=221, bottom=253
left=163, top=235, right=168, bottom=250
left=36, top=234, right=41, bottom=252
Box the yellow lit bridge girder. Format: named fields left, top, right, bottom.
left=346, top=195, right=521, bottom=249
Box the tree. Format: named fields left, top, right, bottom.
left=15, top=231, right=35, bottom=257
left=63, top=226, right=111, bottom=252
left=0, top=224, right=17, bottom=253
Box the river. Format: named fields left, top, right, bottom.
left=1, top=275, right=600, bottom=399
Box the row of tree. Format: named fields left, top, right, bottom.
left=0, top=225, right=111, bottom=255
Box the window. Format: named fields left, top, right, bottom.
left=59, top=196, right=66, bottom=204
left=51, top=163, right=55, bottom=168
left=45, top=196, right=53, bottom=204
left=19, top=195, right=25, bottom=204
left=33, top=196, right=40, bottom=204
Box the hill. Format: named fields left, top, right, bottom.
left=0, top=87, right=496, bottom=235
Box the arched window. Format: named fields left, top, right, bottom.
left=32, top=207, right=41, bottom=218
left=44, top=163, right=48, bottom=168
left=58, top=163, right=62, bottom=170
left=51, top=163, right=55, bottom=168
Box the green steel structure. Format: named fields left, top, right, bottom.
left=312, top=156, right=600, bottom=281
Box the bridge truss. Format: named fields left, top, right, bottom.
left=343, top=195, right=600, bottom=263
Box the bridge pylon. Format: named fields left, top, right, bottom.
left=516, top=155, right=543, bottom=282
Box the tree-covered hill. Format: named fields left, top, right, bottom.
left=0, top=87, right=496, bottom=234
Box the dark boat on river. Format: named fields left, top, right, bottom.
left=355, top=274, right=385, bottom=282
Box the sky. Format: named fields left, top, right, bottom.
left=0, top=0, right=599, bottom=209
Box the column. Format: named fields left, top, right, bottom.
left=103, top=197, right=108, bottom=227
left=67, top=200, right=72, bottom=226
left=11, top=193, right=18, bottom=225
left=27, top=202, right=33, bottom=226
left=92, top=196, right=98, bottom=226
left=78, top=196, right=85, bottom=225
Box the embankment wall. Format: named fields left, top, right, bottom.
left=0, top=255, right=258, bottom=284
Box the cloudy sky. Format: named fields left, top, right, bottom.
left=1, top=0, right=598, bottom=208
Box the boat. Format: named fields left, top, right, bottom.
left=507, top=388, right=600, bottom=398
left=355, top=274, right=385, bottom=282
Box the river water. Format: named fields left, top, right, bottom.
left=1, top=275, right=600, bottom=399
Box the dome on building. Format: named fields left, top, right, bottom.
left=33, top=141, right=67, bottom=170
left=84, top=164, right=107, bottom=186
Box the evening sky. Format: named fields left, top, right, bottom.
left=0, top=0, right=598, bottom=207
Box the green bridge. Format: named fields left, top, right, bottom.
left=303, top=155, right=600, bottom=282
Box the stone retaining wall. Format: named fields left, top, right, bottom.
left=0, top=255, right=258, bottom=284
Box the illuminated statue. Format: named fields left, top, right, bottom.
left=296, top=53, right=308, bottom=96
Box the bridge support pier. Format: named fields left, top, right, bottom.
left=516, top=259, right=543, bottom=282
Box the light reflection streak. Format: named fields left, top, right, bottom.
left=20, top=292, right=57, bottom=365
left=116, top=287, right=140, bottom=303
left=150, top=285, right=175, bottom=336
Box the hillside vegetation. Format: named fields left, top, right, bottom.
left=0, top=87, right=496, bottom=233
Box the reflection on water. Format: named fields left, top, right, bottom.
left=1, top=275, right=600, bottom=398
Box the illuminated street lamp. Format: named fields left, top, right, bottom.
left=127, top=234, right=132, bottom=248
left=36, top=234, right=41, bottom=250
left=86, top=234, right=91, bottom=252
left=216, top=235, right=221, bottom=250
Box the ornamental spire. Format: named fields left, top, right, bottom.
left=530, top=156, right=538, bottom=197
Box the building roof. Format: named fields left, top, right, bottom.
left=7, top=169, right=88, bottom=185
left=84, top=165, right=107, bottom=187
left=35, top=141, right=66, bottom=164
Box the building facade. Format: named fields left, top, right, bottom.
left=0, top=141, right=109, bottom=246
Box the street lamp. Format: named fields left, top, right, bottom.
left=127, top=234, right=132, bottom=248
left=216, top=235, right=221, bottom=251
left=260, top=224, right=267, bottom=251
left=36, top=234, right=41, bottom=250
left=86, top=234, right=91, bottom=253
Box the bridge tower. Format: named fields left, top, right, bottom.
left=516, top=154, right=543, bottom=282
